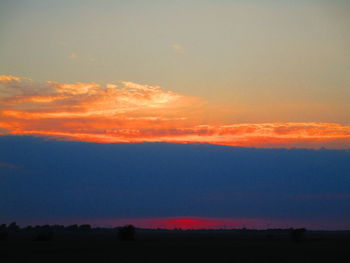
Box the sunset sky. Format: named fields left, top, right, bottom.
left=1, top=1, right=350, bottom=229
left=1, top=0, right=350, bottom=148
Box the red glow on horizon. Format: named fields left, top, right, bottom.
left=19, top=216, right=350, bottom=230
left=84, top=217, right=281, bottom=230
left=150, top=217, right=228, bottom=229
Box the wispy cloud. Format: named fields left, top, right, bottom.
left=68, top=52, right=78, bottom=59
left=170, top=43, right=184, bottom=52
left=0, top=162, right=21, bottom=170
left=1, top=75, right=350, bottom=148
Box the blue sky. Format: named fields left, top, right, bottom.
left=1, top=136, right=350, bottom=229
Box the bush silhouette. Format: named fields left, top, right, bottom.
left=118, top=225, right=136, bottom=241
left=66, top=224, right=79, bottom=231
left=290, top=228, right=306, bottom=243
left=79, top=224, right=91, bottom=231
left=34, top=225, right=54, bottom=241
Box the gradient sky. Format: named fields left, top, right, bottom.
left=1, top=0, right=350, bottom=148
left=1, top=137, right=350, bottom=230
left=1, top=1, right=350, bottom=118
left=1, top=1, right=350, bottom=229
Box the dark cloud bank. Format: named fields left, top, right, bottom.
left=1, top=136, right=349, bottom=229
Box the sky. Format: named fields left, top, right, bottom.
left=1, top=136, right=350, bottom=230
left=1, top=0, right=350, bottom=148
left=0, top=0, right=350, bottom=229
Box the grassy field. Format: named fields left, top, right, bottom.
left=1, top=229, right=349, bottom=262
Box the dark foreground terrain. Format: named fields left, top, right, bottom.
left=1, top=226, right=349, bottom=262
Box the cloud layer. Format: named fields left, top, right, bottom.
left=1, top=75, right=350, bottom=148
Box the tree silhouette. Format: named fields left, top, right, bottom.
left=8, top=222, right=19, bottom=231
left=118, top=225, right=136, bottom=241
left=0, top=224, right=8, bottom=241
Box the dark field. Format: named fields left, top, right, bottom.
left=1, top=228, right=350, bottom=262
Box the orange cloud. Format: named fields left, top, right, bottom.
left=0, top=75, right=21, bottom=83
left=1, top=75, right=350, bottom=149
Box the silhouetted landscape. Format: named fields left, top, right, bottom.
left=1, top=222, right=350, bottom=262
